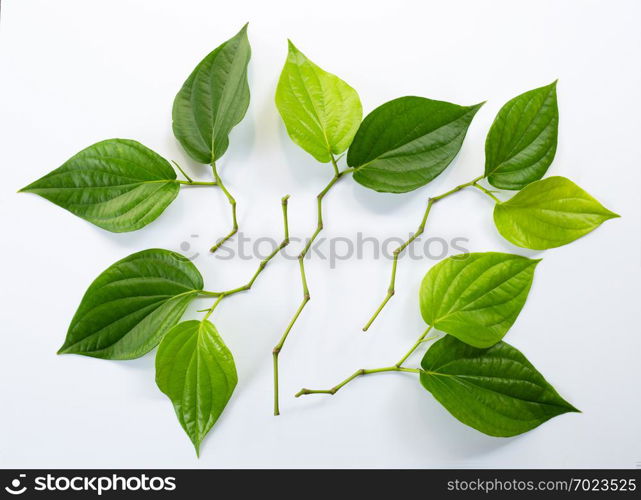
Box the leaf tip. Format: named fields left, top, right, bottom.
left=287, top=39, right=298, bottom=53
left=470, top=101, right=486, bottom=114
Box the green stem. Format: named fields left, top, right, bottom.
left=172, top=160, right=194, bottom=183
left=210, top=162, right=238, bottom=253
left=295, top=325, right=438, bottom=398
left=177, top=180, right=218, bottom=186
left=273, top=156, right=351, bottom=416
left=201, top=195, right=291, bottom=320
left=362, top=175, right=484, bottom=331
left=471, top=181, right=501, bottom=203
left=395, top=325, right=434, bottom=367
left=202, top=295, right=225, bottom=321
left=330, top=154, right=340, bottom=176
left=295, top=366, right=421, bottom=397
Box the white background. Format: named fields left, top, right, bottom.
left=1, top=0, right=639, bottom=469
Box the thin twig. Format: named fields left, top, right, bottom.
left=295, top=326, right=437, bottom=398
left=272, top=155, right=350, bottom=416
left=210, top=162, right=238, bottom=253
left=362, top=175, right=484, bottom=331
left=172, top=160, right=194, bottom=183
left=201, top=195, right=291, bottom=320
left=295, top=366, right=420, bottom=397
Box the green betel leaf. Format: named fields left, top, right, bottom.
left=156, top=320, right=237, bottom=455
left=275, top=41, right=362, bottom=163
left=420, top=252, right=539, bottom=348
left=420, top=336, right=579, bottom=437
left=485, top=81, right=558, bottom=190
left=346, top=97, right=482, bottom=193
left=494, top=176, right=619, bottom=250
left=59, top=249, right=203, bottom=359
left=172, top=24, right=251, bottom=163
left=19, top=139, right=179, bottom=232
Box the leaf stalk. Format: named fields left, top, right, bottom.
left=210, top=162, right=239, bottom=253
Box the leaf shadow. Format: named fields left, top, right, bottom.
left=348, top=182, right=418, bottom=216
left=390, top=383, right=518, bottom=460
left=113, top=351, right=167, bottom=402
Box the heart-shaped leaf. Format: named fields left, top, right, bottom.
left=275, top=41, right=362, bottom=163
left=59, top=249, right=203, bottom=359
left=420, top=336, right=579, bottom=437
left=494, top=176, right=619, bottom=250
left=420, top=252, right=539, bottom=348
left=172, top=24, right=251, bottom=164
left=156, top=320, right=237, bottom=455
left=485, top=81, right=558, bottom=190
left=346, top=97, right=482, bottom=193
left=19, top=139, right=179, bottom=232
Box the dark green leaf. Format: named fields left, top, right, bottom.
left=275, top=41, right=362, bottom=163
left=347, top=97, right=482, bottom=193
left=59, top=249, right=203, bottom=359
left=19, top=139, right=179, bottom=232
left=494, top=176, right=619, bottom=249
left=156, top=320, right=237, bottom=455
left=420, top=252, right=539, bottom=348
left=172, top=24, right=251, bottom=163
left=420, top=336, right=579, bottom=437
left=485, top=81, right=558, bottom=190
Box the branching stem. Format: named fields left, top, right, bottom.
left=471, top=180, right=501, bottom=203
left=362, top=175, right=484, bottom=331
left=210, top=162, right=238, bottom=253
left=172, top=160, right=194, bottom=183
left=295, top=366, right=421, bottom=397
left=272, top=155, right=351, bottom=416
left=296, top=326, right=436, bottom=398
left=201, top=195, right=290, bottom=321
left=395, top=325, right=434, bottom=367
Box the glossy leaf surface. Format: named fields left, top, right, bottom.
left=275, top=41, right=362, bottom=163
left=347, top=97, right=482, bottom=193
left=494, top=176, right=619, bottom=250
left=420, top=336, right=578, bottom=436
left=156, top=320, right=237, bottom=455
left=20, top=139, right=179, bottom=232
left=485, top=81, right=558, bottom=190
left=420, top=252, right=539, bottom=348
left=172, top=24, right=251, bottom=163
left=59, top=249, right=203, bottom=359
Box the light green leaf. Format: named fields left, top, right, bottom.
left=275, top=40, right=362, bottom=163
left=19, top=139, right=179, bottom=232
left=494, top=176, right=619, bottom=250
left=156, top=320, right=237, bottom=455
left=58, top=249, right=203, bottom=359
left=420, top=252, right=539, bottom=348
left=347, top=97, right=482, bottom=193
left=420, top=336, right=579, bottom=437
left=485, top=81, right=558, bottom=190
left=172, top=24, right=251, bottom=163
